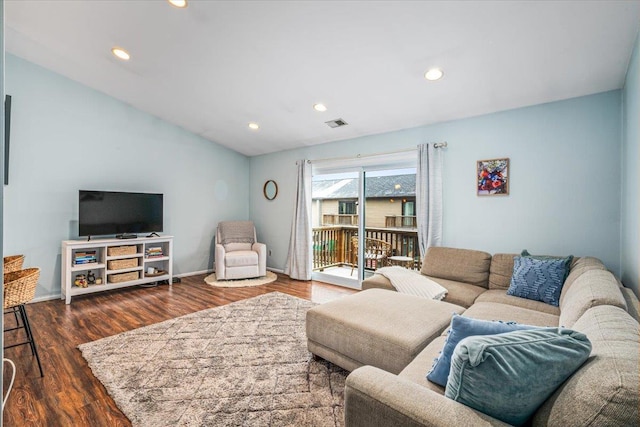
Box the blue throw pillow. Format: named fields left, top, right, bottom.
left=521, top=250, right=573, bottom=281
left=507, top=256, right=572, bottom=306
left=426, top=314, right=537, bottom=387
left=445, top=328, right=592, bottom=426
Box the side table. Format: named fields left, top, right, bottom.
left=388, top=256, right=414, bottom=269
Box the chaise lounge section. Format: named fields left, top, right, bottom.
left=306, top=247, right=640, bottom=426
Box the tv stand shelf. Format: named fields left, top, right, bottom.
left=61, top=235, right=173, bottom=304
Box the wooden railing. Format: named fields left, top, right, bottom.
left=384, top=215, right=417, bottom=228
left=313, top=226, right=420, bottom=272
left=322, top=214, right=359, bottom=226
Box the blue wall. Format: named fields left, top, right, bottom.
left=5, top=51, right=632, bottom=299
left=4, top=54, right=250, bottom=300
left=621, top=32, right=639, bottom=296
left=250, top=91, right=622, bottom=275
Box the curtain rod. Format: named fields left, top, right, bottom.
left=308, top=142, right=447, bottom=164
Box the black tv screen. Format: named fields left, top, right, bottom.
left=79, top=190, right=163, bottom=237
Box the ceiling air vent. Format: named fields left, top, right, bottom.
left=325, top=118, right=348, bottom=128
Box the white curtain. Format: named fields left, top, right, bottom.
left=416, top=143, right=443, bottom=258
left=284, top=160, right=312, bottom=280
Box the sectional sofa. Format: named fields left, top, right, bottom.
left=306, top=247, right=640, bottom=426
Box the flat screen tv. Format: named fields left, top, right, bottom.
left=79, top=190, right=163, bottom=238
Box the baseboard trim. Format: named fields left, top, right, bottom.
left=30, top=269, right=286, bottom=304
left=174, top=270, right=213, bottom=278
left=31, top=294, right=62, bottom=303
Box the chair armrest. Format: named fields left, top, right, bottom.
left=252, top=242, right=267, bottom=277
left=215, top=243, right=226, bottom=279
left=345, top=366, right=508, bottom=427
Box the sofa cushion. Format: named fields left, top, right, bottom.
left=306, top=289, right=465, bottom=375
left=559, top=270, right=627, bottom=328
left=376, top=267, right=448, bottom=300
left=224, top=250, right=258, bottom=267
left=421, top=247, right=492, bottom=288
left=507, top=256, right=573, bottom=306
left=445, top=328, right=592, bottom=426
left=488, top=253, right=517, bottom=290
left=533, top=305, right=640, bottom=427
left=363, top=274, right=485, bottom=308
left=399, top=335, right=448, bottom=394
left=475, top=289, right=561, bottom=316
left=361, top=273, right=395, bottom=292
left=462, top=301, right=559, bottom=327
left=427, top=314, right=537, bottom=387
left=429, top=277, right=486, bottom=308
left=223, top=242, right=253, bottom=252
left=558, top=256, right=607, bottom=307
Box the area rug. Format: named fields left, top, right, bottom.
left=204, top=270, right=278, bottom=288
left=78, top=292, right=347, bottom=426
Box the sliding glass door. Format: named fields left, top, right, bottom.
left=310, top=156, right=418, bottom=288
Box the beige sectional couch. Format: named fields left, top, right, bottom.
left=306, top=247, right=640, bottom=426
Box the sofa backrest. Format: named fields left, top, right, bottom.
left=488, top=253, right=518, bottom=290
left=558, top=256, right=607, bottom=307
left=621, top=287, right=639, bottom=322
left=533, top=305, right=639, bottom=426
left=421, top=247, right=491, bottom=288
left=489, top=253, right=585, bottom=291
left=559, top=269, right=627, bottom=328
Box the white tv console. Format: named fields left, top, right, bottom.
left=61, top=235, right=173, bottom=304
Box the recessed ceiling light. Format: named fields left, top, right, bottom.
left=111, top=47, right=131, bottom=61
left=167, top=0, right=188, bottom=8
left=248, top=122, right=260, bottom=130
left=424, top=68, right=444, bottom=81
left=313, top=103, right=327, bottom=112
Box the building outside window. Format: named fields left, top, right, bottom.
left=339, top=200, right=357, bottom=215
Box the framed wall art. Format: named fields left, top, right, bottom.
left=477, top=158, right=509, bottom=196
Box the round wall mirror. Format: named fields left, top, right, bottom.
left=263, top=180, right=278, bottom=200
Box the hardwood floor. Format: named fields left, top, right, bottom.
left=2, top=273, right=355, bottom=426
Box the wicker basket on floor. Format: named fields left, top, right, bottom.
left=4, top=268, right=40, bottom=309
left=3, top=255, right=25, bottom=274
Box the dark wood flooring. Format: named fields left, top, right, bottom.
left=2, top=273, right=355, bottom=426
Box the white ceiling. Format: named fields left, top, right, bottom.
left=5, top=1, right=640, bottom=156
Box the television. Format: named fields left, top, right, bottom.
left=79, top=190, right=163, bottom=238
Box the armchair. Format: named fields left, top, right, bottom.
left=215, top=221, right=267, bottom=280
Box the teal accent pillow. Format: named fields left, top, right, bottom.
left=507, top=255, right=572, bottom=306
left=426, top=314, right=537, bottom=387
left=445, top=328, right=592, bottom=426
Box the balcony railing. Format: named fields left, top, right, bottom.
left=385, top=215, right=417, bottom=228
left=312, top=225, right=420, bottom=272
left=322, top=214, right=359, bottom=226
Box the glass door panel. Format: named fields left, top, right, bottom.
left=361, top=167, right=418, bottom=280
left=311, top=171, right=360, bottom=288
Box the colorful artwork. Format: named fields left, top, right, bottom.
left=477, top=158, right=509, bottom=196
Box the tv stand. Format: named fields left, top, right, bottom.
left=61, top=235, right=173, bottom=304
left=116, top=233, right=138, bottom=239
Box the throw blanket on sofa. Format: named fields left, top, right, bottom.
left=218, top=221, right=255, bottom=246
left=376, top=266, right=448, bottom=300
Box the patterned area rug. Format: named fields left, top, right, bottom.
left=79, top=292, right=347, bottom=426
left=204, top=271, right=278, bottom=288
